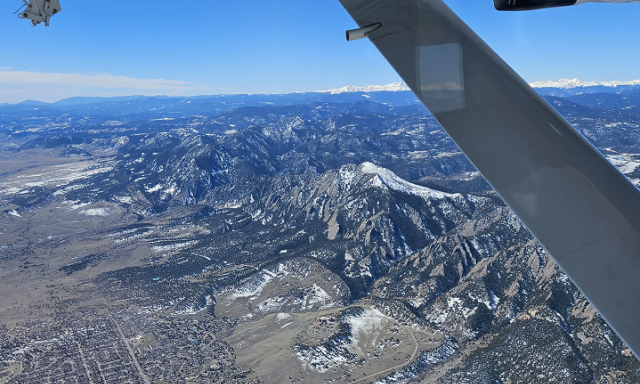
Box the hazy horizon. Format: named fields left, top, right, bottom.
left=1, top=1, right=639, bottom=103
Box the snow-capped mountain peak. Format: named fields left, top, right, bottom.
left=319, top=78, right=640, bottom=95
left=529, top=78, right=640, bottom=90
left=360, top=162, right=451, bottom=199
left=320, top=82, right=410, bottom=94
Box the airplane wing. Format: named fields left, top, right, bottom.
left=339, top=0, right=640, bottom=358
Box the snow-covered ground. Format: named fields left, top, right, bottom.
left=80, top=207, right=117, bottom=217
left=607, top=154, right=640, bottom=175
left=347, top=308, right=393, bottom=350
left=0, top=160, right=114, bottom=196
left=230, top=269, right=278, bottom=300
left=361, top=162, right=452, bottom=199
left=151, top=240, right=199, bottom=253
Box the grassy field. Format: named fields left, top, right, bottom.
left=0, top=152, right=201, bottom=325
left=227, top=306, right=442, bottom=384
left=0, top=362, right=22, bottom=384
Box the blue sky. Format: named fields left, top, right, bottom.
left=0, top=0, right=639, bottom=103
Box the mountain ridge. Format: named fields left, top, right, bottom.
left=6, top=78, right=640, bottom=105
left=529, top=78, right=640, bottom=89
left=2, top=95, right=640, bottom=382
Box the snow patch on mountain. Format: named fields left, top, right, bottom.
left=173, top=295, right=213, bottom=316
left=145, top=184, right=163, bottom=193
left=347, top=308, right=392, bottom=350
left=229, top=269, right=277, bottom=300
left=80, top=207, right=116, bottom=216
left=320, top=82, right=410, bottom=94
left=360, top=162, right=452, bottom=199
left=319, top=78, right=640, bottom=94
left=294, top=345, right=352, bottom=373
left=151, top=240, right=199, bottom=253
left=607, top=154, right=640, bottom=175
left=530, top=78, right=640, bottom=90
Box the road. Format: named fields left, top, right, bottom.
left=111, top=317, right=151, bottom=384
left=103, top=298, right=151, bottom=384
left=75, top=341, right=95, bottom=384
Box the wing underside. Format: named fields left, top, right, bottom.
left=339, top=0, right=640, bottom=358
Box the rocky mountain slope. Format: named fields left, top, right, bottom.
left=1, top=90, right=640, bottom=383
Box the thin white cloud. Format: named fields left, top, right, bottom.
left=0, top=71, right=213, bottom=103
left=0, top=71, right=207, bottom=90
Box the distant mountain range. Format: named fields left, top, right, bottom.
left=6, top=78, right=640, bottom=107
left=319, top=81, right=411, bottom=94
left=530, top=78, right=640, bottom=97
left=322, top=78, right=640, bottom=97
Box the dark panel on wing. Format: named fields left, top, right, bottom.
left=494, top=0, right=577, bottom=11
left=339, top=0, right=640, bottom=358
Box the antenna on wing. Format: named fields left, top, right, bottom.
left=17, top=0, right=61, bottom=27
left=13, top=3, right=27, bottom=15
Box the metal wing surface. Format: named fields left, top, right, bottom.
left=339, top=0, right=640, bottom=357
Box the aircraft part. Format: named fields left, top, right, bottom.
left=494, top=0, right=577, bottom=11
left=17, top=0, right=61, bottom=26
left=495, top=0, right=640, bottom=10
left=340, top=0, right=640, bottom=359
left=346, top=23, right=383, bottom=41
